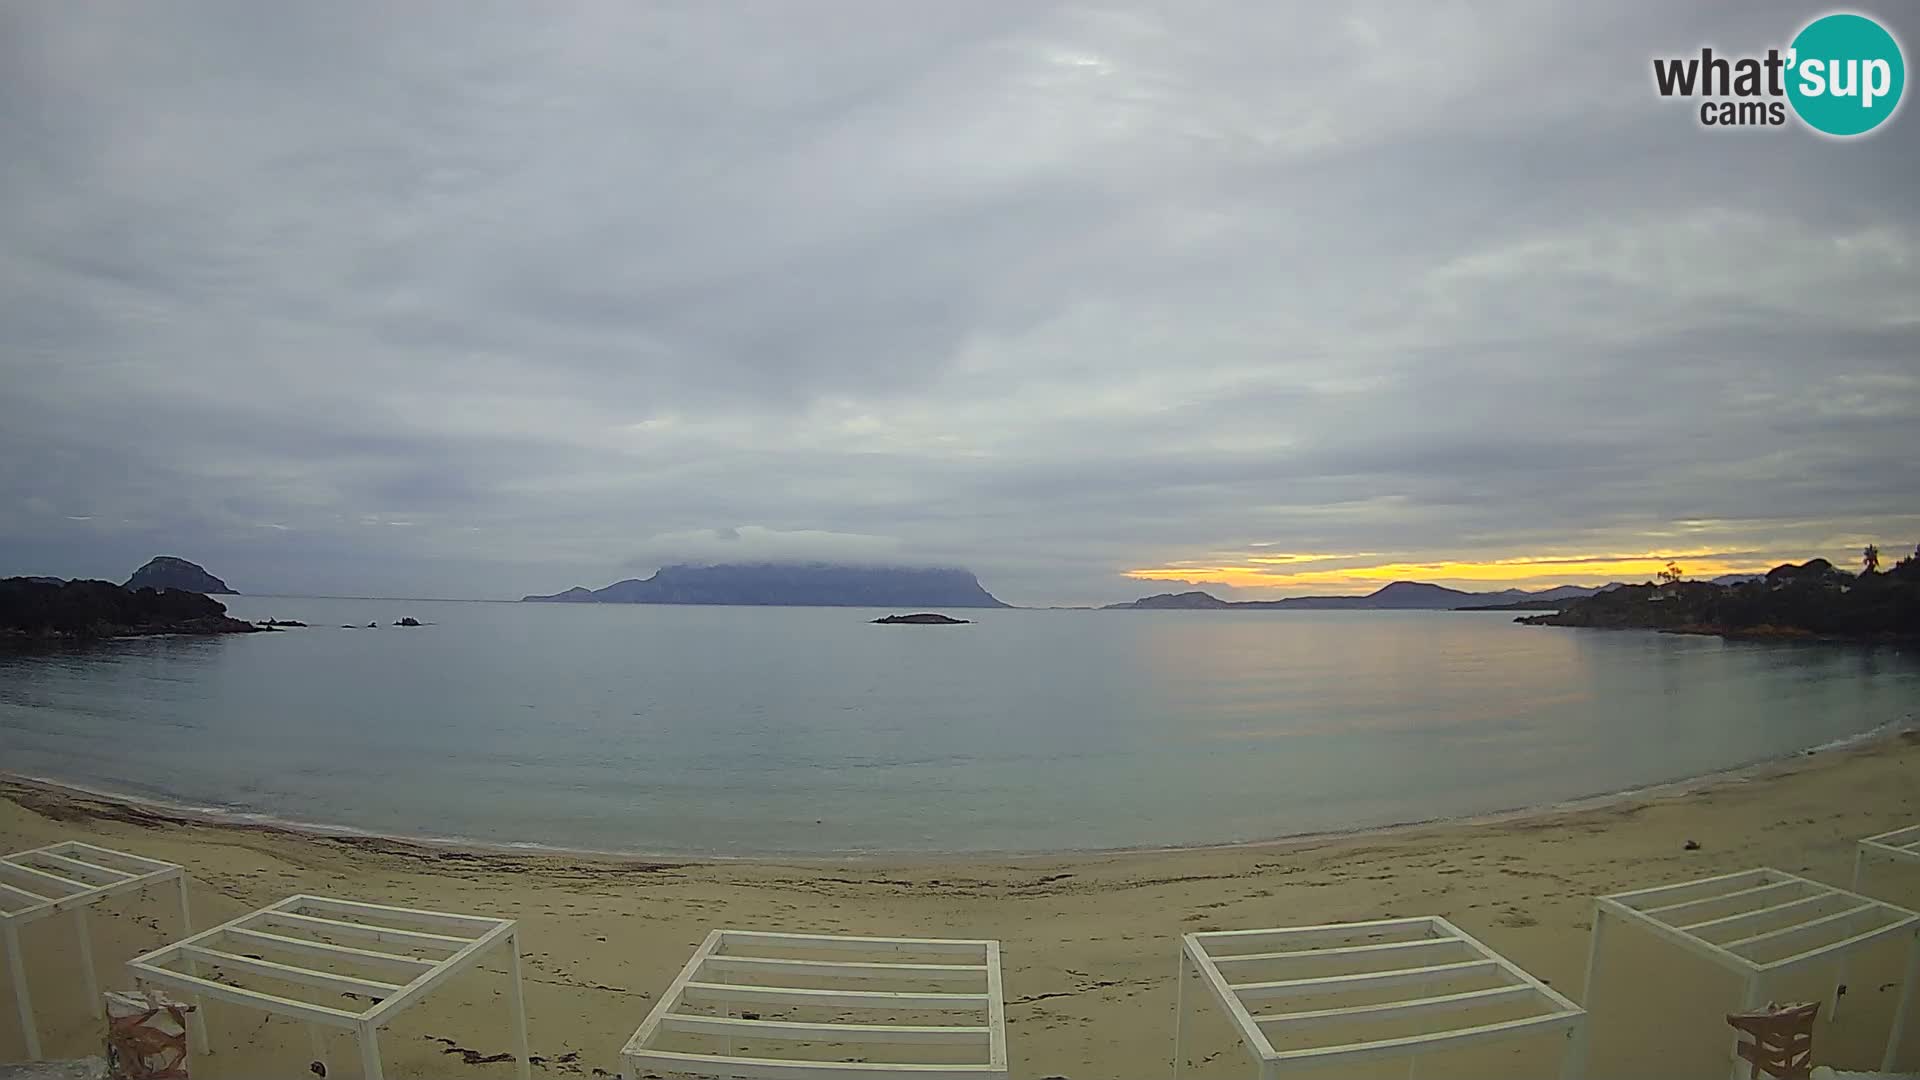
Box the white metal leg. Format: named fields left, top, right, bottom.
left=1407, top=1055, right=1418, bottom=1079
left=1729, top=975, right=1765, bottom=1080
left=1829, top=957, right=1847, bottom=1022
left=171, top=876, right=209, bottom=1056
left=507, top=931, right=532, bottom=1080
left=1885, top=932, right=1920, bottom=1073
left=179, top=950, right=213, bottom=1057
left=358, top=1021, right=385, bottom=1080
left=4, top=921, right=40, bottom=1060
left=1836, top=848, right=1868, bottom=1021
left=73, top=907, right=101, bottom=1017
left=1576, top=902, right=1606, bottom=1075
left=175, top=874, right=194, bottom=936
left=1580, top=905, right=1606, bottom=1007
left=1172, top=946, right=1190, bottom=1080
left=1560, top=1019, right=1588, bottom=1080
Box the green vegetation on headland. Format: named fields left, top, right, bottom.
left=0, top=577, right=258, bottom=642
left=1519, top=552, right=1920, bottom=640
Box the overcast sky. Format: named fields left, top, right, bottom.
left=2, top=3, right=1916, bottom=605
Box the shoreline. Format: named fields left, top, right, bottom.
left=5, top=729, right=1919, bottom=1077
left=4, top=718, right=1910, bottom=866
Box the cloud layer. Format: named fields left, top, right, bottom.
left=3, top=2, right=1916, bottom=603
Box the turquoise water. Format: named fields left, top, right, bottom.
left=1, top=599, right=1916, bottom=855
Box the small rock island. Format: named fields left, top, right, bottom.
left=125, top=555, right=237, bottom=594
left=872, top=613, right=971, bottom=625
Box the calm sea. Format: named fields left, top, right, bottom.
left=2, top=599, right=1915, bottom=855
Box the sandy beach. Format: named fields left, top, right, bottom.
left=3, top=735, right=1918, bottom=1079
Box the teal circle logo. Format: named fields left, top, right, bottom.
left=1786, top=13, right=1905, bottom=136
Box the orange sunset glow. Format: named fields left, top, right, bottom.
left=1124, top=550, right=1782, bottom=594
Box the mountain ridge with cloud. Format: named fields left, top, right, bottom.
left=522, top=561, right=1009, bottom=608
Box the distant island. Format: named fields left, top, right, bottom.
left=125, top=556, right=237, bottom=595
left=1, top=577, right=259, bottom=642
left=523, top=562, right=1010, bottom=608
left=1519, top=554, right=1919, bottom=640
left=1105, top=581, right=1615, bottom=611
left=872, top=613, right=970, bottom=625
left=1454, top=598, right=1570, bottom=612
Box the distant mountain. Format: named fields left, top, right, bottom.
left=124, top=556, right=236, bottom=595
left=1317, top=581, right=1479, bottom=609
left=1104, top=580, right=1615, bottom=611
left=1456, top=598, right=1576, bottom=612
left=1454, top=583, right=1631, bottom=612
left=1711, top=574, right=1764, bottom=586
left=1519, top=583, right=1629, bottom=601
left=1111, top=591, right=1234, bottom=610
left=522, top=562, right=1009, bottom=608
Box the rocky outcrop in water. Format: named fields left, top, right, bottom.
left=0, top=578, right=259, bottom=641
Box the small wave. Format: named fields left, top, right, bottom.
left=1802, top=715, right=1915, bottom=755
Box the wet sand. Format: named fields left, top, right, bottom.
left=2, top=734, right=1917, bottom=1078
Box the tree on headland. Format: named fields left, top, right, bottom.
left=1863, top=544, right=1880, bottom=574
left=1522, top=551, right=1918, bottom=637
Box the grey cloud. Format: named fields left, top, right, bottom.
left=2, top=1, right=1917, bottom=606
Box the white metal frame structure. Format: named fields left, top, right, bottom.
left=1175, top=916, right=1587, bottom=1079
left=1586, top=867, right=1920, bottom=1079
left=620, top=929, right=1008, bottom=1079
left=126, top=893, right=530, bottom=1080
left=1855, top=825, right=1920, bottom=894
left=1, top=841, right=187, bottom=1060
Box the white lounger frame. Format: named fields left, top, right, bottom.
left=620, top=929, right=1007, bottom=1079
left=1176, top=916, right=1586, bottom=1078
left=126, top=893, right=529, bottom=1080
left=1855, top=824, right=1920, bottom=894
left=1587, top=867, right=1920, bottom=1079
left=0, top=841, right=188, bottom=1060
